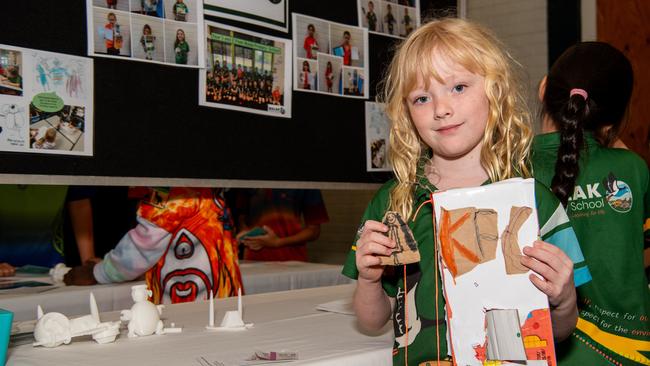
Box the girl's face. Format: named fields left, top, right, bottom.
left=406, top=56, right=489, bottom=161
left=177, top=30, right=185, bottom=41
left=303, top=62, right=309, bottom=71
left=144, top=27, right=151, bottom=35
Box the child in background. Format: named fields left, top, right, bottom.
left=235, top=189, right=329, bottom=262
left=402, top=7, right=413, bottom=36
left=272, top=85, right=281, bottom=105
left=303, top=24, right=319, bottom=60
left=174, top=29, right=189, bottom=64
left=342, top=18, right=590, bottom=365
left=335, top=31, right=352, bottom=66
left=64, top=188, right=243, bottom=304
left=4, top=66, right=22, bottom=89
left=141, top=0, right=158, bottom=17
left=102, top=12, right=122, bottom=55
left=384, top=4, right=396, bottom=35
left=300, top=60, right=311, bottom=90
left=532, top=42, right=650, bottom=365
left=32, top=126, right=56, bottom=149
left=325, top=61, right=334, bottom=93
left=140, top=24, right=156, bottom=60
left=172, top=0, right=188, bottom=22
left=363, top=1, right=378, bottom=32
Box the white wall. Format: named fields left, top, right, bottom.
left=461, top=0, right=548, bottom=130
left=581, top=0, right=597, bottom=41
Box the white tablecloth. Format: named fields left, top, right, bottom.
left=7, top=284, right=392, bottom=366
left=1, top=261, right=351, bottom=322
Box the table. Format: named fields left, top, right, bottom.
left=7, top=284, right=393, bottom=366
left=1, top=261, right=352, bottom=322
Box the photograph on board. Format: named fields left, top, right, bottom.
left=0, top=48, right=23, bottom=97
left=87, top=0, right=205, bottom=67
left=293, top=13, right=368, bottom=99
left=200, top=21, right=292, bottom=118
left=358, top=0, right=420, bottom=39
left=365, top=101, right=391, bottom=171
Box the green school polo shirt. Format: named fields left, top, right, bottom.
left=342, top=171, right=590, bottom=366
left=533, top=132, right=650, bottom=365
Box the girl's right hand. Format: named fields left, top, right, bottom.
left=355, top=220, right=395, bottom=283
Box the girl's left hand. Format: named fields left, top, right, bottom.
left=521, top=240, right=576, bottom=308
left=242, top=225, right=280, bottom=250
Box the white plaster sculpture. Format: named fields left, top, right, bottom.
left=206, top=288, right=252, bottom=331
left=33, top=293, right=121, bottom=347
left=49, top=263, right=71, bottom=284
left=120, top=285, right=164, bottom=338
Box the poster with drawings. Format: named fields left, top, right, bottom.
left=292, top=13, right=369, bottom=99
left=365, top=101, right=391, bottom=171
left=0, top=44, right=93, bottom=156
left=87, top=0, right=205, bottom=68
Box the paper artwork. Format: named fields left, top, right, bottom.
left=432, top=178, right=556, bottom=366
left=439, top=207, right=498, bottom=278
left=378, top=211, right=420, bottom=266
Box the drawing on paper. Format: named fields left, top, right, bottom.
left=33, top=55, right=86, bottom=100
left=377, top=211, right=420, bottom=266
left=439, top=207, right=498, bottom=278
left=502, top=206, right=532, bottom=275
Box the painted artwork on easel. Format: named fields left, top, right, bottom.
left=432, top=178, right=556, bottom=366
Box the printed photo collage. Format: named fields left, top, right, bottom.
left=0, top=45, right=94, bottom=156
left=358, top=0, right=420, bottom=39
left=199, top=21, right=292, bottom=118
left=292, top=13, right=369, bottom=99
left=88, top=0, right=204, bottom=67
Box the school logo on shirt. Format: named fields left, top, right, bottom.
left=602, top=172, right=632, bottom=213
left=568, top=172, right=632, bottom=215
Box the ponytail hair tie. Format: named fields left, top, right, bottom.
left=570, top=88, right=588, bottom=100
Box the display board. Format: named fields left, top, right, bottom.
left=0, top=0, right=429, bottom=185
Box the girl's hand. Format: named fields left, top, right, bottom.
left=521, top=240, right=576, bottom=309
left=355, top=220, right=395, bottom=284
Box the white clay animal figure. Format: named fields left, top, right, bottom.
left=33, top=306, right=72, bottom=347
left=33, top=293, right=120, bottom=347
left=120, top=285, right=164, bottom=338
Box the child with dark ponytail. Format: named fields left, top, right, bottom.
left=533, top=42, right=650, bottom=365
